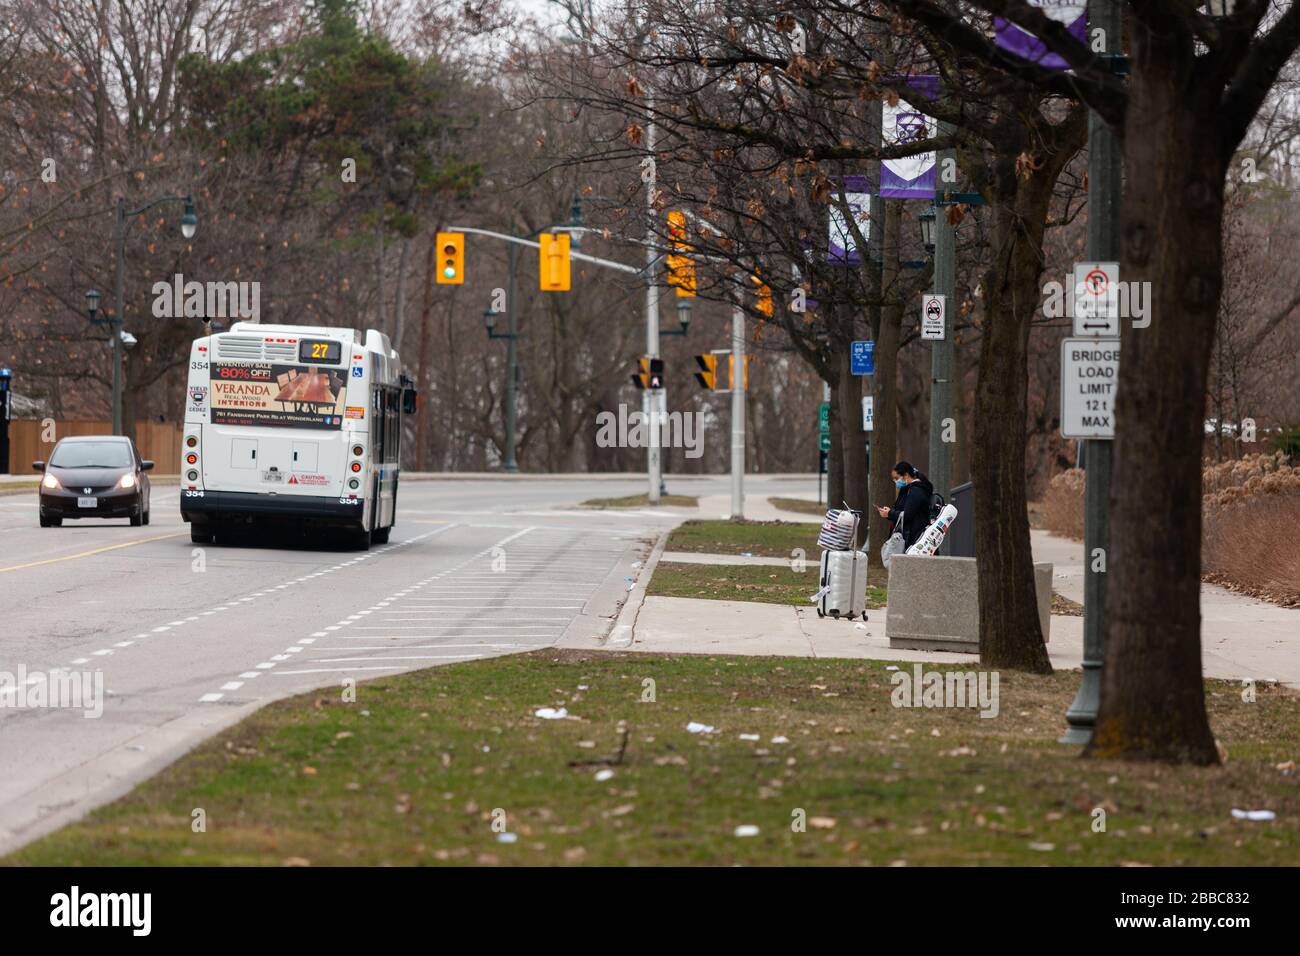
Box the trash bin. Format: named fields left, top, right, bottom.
left=947, top=481, right=975, bottom=558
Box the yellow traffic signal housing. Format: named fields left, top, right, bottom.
left=693, top=353, right=717, bottom=390
left=539, top=233, right=571, bottom=291
left=631, top=356, right=650, bottom=390
left=436, top=232, right=464, bottom=285
left=728, top=354, right=752, bottom=391
left=630, top=356, right=664, bottom=389
left=667, top=211, right=695, bottom=297
left=752, top=274, right=772, bottom=316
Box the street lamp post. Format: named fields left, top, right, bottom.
left=929, top=148, right=958, bottom=551
left=1062, top=0, right=1123, bottom=745
left=110, top=194, right=197, bottom=435
left=485, top=201, right=588, bottom=473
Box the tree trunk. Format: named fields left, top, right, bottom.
left=374, top=222, right=386, bottom=333
left=392, top=237, right=413, bottom=349
left=869, top=200, right=903, bottom=567
left=1086, top=32, right=1222, bottom=764
left=826, top=367, right=844, bottom=509
left=972, top=172, right=1054, bottom=674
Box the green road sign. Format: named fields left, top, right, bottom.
left=819, top=432, right=831, bottom=452
left=818, top=402, right=830, bottom=433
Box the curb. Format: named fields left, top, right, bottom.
left=604, top=527, right=672, bottom=649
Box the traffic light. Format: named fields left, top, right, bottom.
left=436, top=232, right=464, bottom=285
left=752, top=274, right=772, bottom=316
left=631, top=357, right=665, bottom=389
left=693, top=353, right=718, bottom=390
left=666, top=211, right=695, bottom=297
left=539, top=233, right=571, bottom=291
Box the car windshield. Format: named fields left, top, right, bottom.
left=49, top=442, right=133, bottom=469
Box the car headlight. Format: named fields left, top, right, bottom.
left=118, top=473, right=136, bottom=489
left=42, top=472, right=60, bottom=490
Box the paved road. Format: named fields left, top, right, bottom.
left=0, top=473, right=817, bottom=854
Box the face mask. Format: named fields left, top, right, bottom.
left=895, top=478, right=907, bottom=489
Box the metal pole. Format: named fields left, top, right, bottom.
left=730, top=301, right=744, bottom=519
left=504, top=242, right=519, bottom=472
left=1062, top=0, right=1121, bottom=745
left=112, top=198, right=125, bottom=436
left=929, top=124, right=956, bottom=551
left=645, top=98, right=661, bottom=504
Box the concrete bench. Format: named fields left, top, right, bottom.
left=885, top=555, right=1052, bottom=653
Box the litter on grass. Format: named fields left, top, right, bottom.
left=534, top=707, right=568, bottom=720
left=496, top=833, right=518, bottom=844
left=1231, top=808, right=1277, bottom=821
left=734, top=825, right=760, bottom=837
left=594, top=769, right=615, bottom=782
left=686, top=722, right=715, bottom=734
left=739, top=733, right=760, bottom=741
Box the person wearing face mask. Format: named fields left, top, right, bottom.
left=875, top=460, right=934, bottom=550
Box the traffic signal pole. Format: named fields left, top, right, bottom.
left=730, top=301, right=745, bottom=519
left=644, top=101, right=663, bottom=505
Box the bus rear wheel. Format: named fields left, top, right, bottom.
left=190, top=524, right=214, bottom=544
left=352, top=528, right=372, bottom=551
left=372, top=525, right=391, bottom=545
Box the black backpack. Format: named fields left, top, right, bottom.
left=929, top=492, right=945, bottom=523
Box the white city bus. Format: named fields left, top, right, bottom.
left=180, top=322, right=415, bottom=548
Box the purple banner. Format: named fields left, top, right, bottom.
left=880, top=75, right=940, bottom=200
left=995, top=1, right=1086, bottom=70
left=828, top=174, right=871, bottom=267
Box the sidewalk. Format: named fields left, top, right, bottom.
left=695, top=492, right=823, bottom=523
left=625, top=531, right=1300, bottom=687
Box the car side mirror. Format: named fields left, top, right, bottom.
left=32, top=460, right=45, bottom=471
left=402, top=387, right=418, bottom=414
left=141, top=460, right=155, bottom=471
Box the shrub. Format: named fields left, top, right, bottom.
left=1038, top=453, right=1300, bottom=606
left=1203, top=490, right=1300, bottom=606
left=1042, top=468, right=1085, bottom=542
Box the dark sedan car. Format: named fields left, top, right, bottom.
left=34, top=436, right=153, bottom=527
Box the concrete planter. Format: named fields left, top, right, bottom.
left=885, top=555, right=1052, bottom=653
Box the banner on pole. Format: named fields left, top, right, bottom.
left=828, top=175, right=871, bottom=266
left=994, top=1, right=1087, bottom=70
left=881, top=75, right=940, bottom=200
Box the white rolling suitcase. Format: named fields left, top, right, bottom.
left=815, top=507, right=868, bottom=621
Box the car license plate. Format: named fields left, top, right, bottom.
left=77, top=496, right=97, bottom=508
left=262, top=470, right=284, bottom=483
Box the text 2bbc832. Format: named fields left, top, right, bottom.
left=180, top=323, right=417, bottom=548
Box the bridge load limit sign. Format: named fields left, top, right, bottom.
left=1060, top=338, right=1119, bottom=439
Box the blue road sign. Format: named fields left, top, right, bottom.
left=851, top=340, right=874, bottom=375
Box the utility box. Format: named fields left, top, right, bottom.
left=948, top=481, right=975, bottom=558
